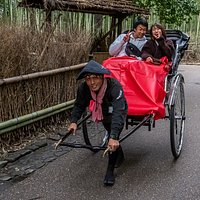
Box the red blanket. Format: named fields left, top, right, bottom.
left=103, top=57, right=168, bottom=120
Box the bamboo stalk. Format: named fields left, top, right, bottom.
left=0, top=104, right=74, bottom=135
left=0, top=99, right=75, bottom=130
left=36, top=13, right=61, bottom=66
left=196, top=13, right=200, bottom=46
left=0, top=62, right=86, bottom=85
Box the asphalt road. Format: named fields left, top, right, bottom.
left=1, top=64, right=200, bottom=200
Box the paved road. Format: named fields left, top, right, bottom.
left=1, top=64, right=200, bottom=200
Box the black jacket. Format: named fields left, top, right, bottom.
left=141, top=37, right=175, bottom=61
left=70, top=78, right=128, bottom=139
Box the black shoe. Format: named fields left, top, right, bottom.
left=115, top=147, right=125, bottom=168
left=103, top=150, right=119, bottom=186
left=103, top=170, right=115, bottom=186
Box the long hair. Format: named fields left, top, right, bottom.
left=150, top=23, right=166, bottom=39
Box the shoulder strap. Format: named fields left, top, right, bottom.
left=125, top=39, right=142, bottom=57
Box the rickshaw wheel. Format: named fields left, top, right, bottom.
left=82, top=112, right=108, bottom=152
left=170, top=80, right=185, bottom=159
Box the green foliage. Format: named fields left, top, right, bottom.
left=134, top=0, right=199, bottom=26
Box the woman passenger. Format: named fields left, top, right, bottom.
left=141, top=23, right=175, bottom=65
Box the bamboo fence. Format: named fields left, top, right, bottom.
left=0, top=24, right=92, bottom=148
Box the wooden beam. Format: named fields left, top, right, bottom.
left=118, top=17, right=124, bottom=36
left=91, top=15, right=127, bottom=51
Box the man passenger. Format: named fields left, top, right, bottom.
left=109, top=17, right=148, bottom=58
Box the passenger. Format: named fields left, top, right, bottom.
left=109, top=17, right=148, bottom=58
left=67, top=60, right=128, bottom=186
left=141, top=23, right=175, bottom=65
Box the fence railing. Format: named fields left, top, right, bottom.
left=0, top=62, right=86, bottom=138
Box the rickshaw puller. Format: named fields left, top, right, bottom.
left=67, top=60, right=128, bottom=186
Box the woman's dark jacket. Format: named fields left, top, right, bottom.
left=70, top=78, right=128, bottom=139
left=141, top=37, right=175, bottom=61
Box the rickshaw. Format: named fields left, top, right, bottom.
left=54, top=30, right=189, bottom=159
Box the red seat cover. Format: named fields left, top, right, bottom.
left=103, top=56, right=168, bottom=120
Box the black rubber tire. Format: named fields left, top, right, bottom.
left=170, top=80, right=185, bottom=159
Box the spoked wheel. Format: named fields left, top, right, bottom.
left=169, top=78, right=185, bottom=159
left=82, top=112, right=108, bottom=152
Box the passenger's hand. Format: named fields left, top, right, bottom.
left=156, top=35, right=165, bottom=41
left=123, top=31, right=131, bottom=42
left=68, top=123, right=77, bottom=135
left=164, top=64, right=171, bottom=72
left=154, top=32, right=162, bottom=40
left=146, top=57, right=153, bottom=63
left=108, top=138, right=119, bottom=152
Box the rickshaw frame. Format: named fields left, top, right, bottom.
left=55, top=30, right=189, bottom=159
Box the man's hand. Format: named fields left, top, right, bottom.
left=123, top=31, right=131, bottom=42
left=130, top=54, right=137, bottom=58
left=68, top=123, right=77, bottom=135
left=108, top=138, right=119, bottom=152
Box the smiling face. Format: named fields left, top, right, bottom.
left=133, top=24, right=147, bottom=38
left=84, top=74, right=103, bottom=92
